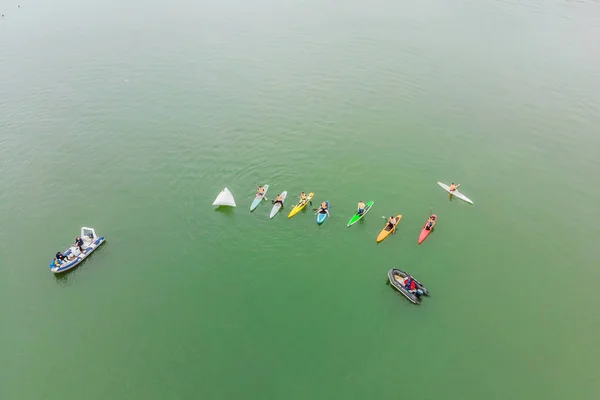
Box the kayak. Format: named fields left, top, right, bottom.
left=269, top=191, right=287, bottom=219
left=376, top=214, right=402, bottom=243
left=50, top=227, right=106, bottom=274
left=418, top=214, right=437, bottom=245
left=212, top=187, right=236, bottom=207
left=287, top=192, right=314, bottom=218
left=316, top=201, right=330, bottom=225
left=388, top=268, right=430, bottom=304
left=250, top=184, right=269, bottom=211
left=437, top=182, right=474, bottom=205
left=347, top=201, right=374, bottom=227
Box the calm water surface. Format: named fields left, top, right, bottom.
left=1, top=0, right=599, bottom=399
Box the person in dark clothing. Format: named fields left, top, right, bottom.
left=272, top=194, right=284, bottom=207
left=56, top=252, right=66, bottom=261
left=74, top=237, right=84, bottom=252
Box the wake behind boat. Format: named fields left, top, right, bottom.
left=50, top=227, right=106, bottom=273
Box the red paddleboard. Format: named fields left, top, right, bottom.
left=418, top=214, right=437, bottom=244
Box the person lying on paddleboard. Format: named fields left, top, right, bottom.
left=318, top=202, right=329, bottom=215
left=387, top=216, right=397, bottom=229
left=425, top=216, right=434, bottom=231
left=357, top=201, right=365, bottom=215
left=256, top=186, right=265, bottom=197
left=273, top=194, right=284, bottom=207
left=449, top=183, right=460, bottom=192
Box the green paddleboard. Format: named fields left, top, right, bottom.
left=347, top=201, right=374, bottom=227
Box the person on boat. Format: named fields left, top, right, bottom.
left=256, top=186, right=265, bottom=197
left=273, top=194, right=284, bottom=207
left=449, top=183, right=460, bottom=192
left=55, top=252, right=67, bottom=262
left=425, top=216, right=435, bottom=231
left=387, top=216, right=397, bottom=229
left=357, top=201, right=366, bottom=215
left=74, top=236, right=84, bottom=252
left=318, top=202, right=329, bottom=215
left=404, top=277, right=417, bottom=292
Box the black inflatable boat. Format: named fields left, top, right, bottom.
left=388, top=268, right=430, bottom=304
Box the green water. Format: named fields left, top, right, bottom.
left=1, top=0, right=600, bottom=398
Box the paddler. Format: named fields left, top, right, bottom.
left=318, top=201, right=329, bottom=216
left=387, top=216, right=397, bottom=229
left=449, top=182, right=460, bottom=192
left=272, top=194, right=284, bottom=207
left=256, top=186, right=265, bottom=197
left=425, top=216, right=434, bottom=231
left=357, top=201, right=366, bottom=215
left=300, top=192, right=312, bottom=206
left=404, top=277, right=418, bottom=294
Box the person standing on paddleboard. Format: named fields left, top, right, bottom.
left=357, top=201, right=365, bottom=215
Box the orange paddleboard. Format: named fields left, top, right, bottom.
left=376, top=214, right=402, bottom=243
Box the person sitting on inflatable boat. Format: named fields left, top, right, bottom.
left=357, top=201, right=365, bottom=215
left=404, top=276, right=423, bottom=295
left=55, top=251, right=67, bottom=264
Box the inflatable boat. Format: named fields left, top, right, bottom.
left=387, top=268, right=430, bottom=304
left=49, top=227, right=106, bottom=273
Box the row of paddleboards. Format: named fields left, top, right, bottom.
left=212, top=181, right=473, bottom=234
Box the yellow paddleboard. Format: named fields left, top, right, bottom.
left=287, top=192, right=314, bottom=218
left=376, top=214, right=402, bottom=243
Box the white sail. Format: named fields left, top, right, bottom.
left=213, top=187, right=236, bottom=207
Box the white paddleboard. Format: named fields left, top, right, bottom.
left=250, top=184, right=269, bottom=211
left=213, top=187, right=236, bottom=207
left=437, top=182, right=474, bottom=205
left=269, top=191, right=287, bottom=219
